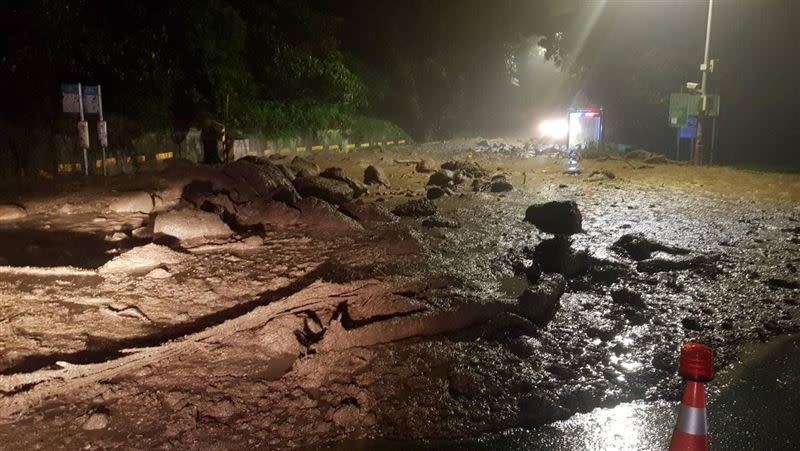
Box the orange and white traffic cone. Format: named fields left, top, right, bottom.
left=668, top=342, right=715, bottom=451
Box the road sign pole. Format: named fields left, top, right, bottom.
left=98, top=85, right=107, bottom=176
left=693, top=0, right=714, bottom=165
left=78, top=83, right=89, bottom=176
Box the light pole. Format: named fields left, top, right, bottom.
left=693, top=0, right=714, bottom=165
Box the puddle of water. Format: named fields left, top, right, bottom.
left=324, top=335, right=800, bottom=451
left=0, top=228, right=144, bottom=269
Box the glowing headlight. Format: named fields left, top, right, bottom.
left=538, top=119, right=569, bottom=140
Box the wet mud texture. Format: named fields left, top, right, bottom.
left=0, top=142, right=798, bottom=450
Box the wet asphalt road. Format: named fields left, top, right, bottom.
left=328, top=334, right=800, bottom=450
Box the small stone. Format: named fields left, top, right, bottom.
left=105, top=232, right=128, bottom=242
left=146, top=268, right=172, bottom=279
left=364, top=165, right=390, bottom=187
left=426, top=187, right=447, bottom=200
left=81, top=412, right=109, bottom=430
left=427, top=170, right=454, bottom=187
left=109, top=191, right=154, bottom=214
left=392, top=199, right=437, bottom=217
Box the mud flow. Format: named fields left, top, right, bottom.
left=0, top=142, right=798, bottom=450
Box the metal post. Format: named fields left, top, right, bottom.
left=98, top=85, right=107, bottom=176
left=693, top=0, right=714, bottom=165
left=676, top=129, right=680, bottom=161
left=78, top=83, right=89, bottom=176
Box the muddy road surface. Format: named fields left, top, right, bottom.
left=0, top=139, right=798, bottom=450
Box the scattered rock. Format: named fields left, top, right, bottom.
left=524, top=201, right=583, bottom=236
left=421, top=216, right=460, bottom=228
left=611, top=287, right=647, bottom=309
left=426, top=186, right=447, bottom=200
left=392, top=199, right=437, bottom=217
left=320, top=167, right=369, bottom=197
left=0, top=204, right=26, bottom=221
left=289, top=156, right=320, bottom=177
left=153, top=209, right=233, bottom=241
left=331, top=404, right=362, bottom=429
left=415, top=159, right=437, bottom=173
left=105, top=232, right=128, bottom=242
left=612, top=233, right=689, bottom=261
left=81, top=411, right=109, bottom=430
left=297, top=197, right=364, bottom=233
left=427, top=170, right=455, bottom=187
left=339, top=202, right=399, bottom=223
left=293, top=176, right=355, bottom=205
left=681, top=317, right=704, bottom=331
left=489, top=177, right=513, bottom=193
left=364, top=165, right=390, bottom=187
left=203, top=398, right=236, bottom=420
left=108, top=191, right=154, bottom=214
left=516, top=274, right=566, bottom=327
left=99, top=243, right=187, bottom=276
left=532, top=237, right=589, bottom=278
left=441, top=160, right=489, bottom=178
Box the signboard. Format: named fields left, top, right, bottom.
left=679, top=116, right=698, bottom=139
left=670, top=93, right=720, bottom=127
left=62, top=84, right=82, bottom=113
left=61, top=84, right=104, bottom=114
left=82, top=85, right=101, bottom=114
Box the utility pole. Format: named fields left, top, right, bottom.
left=692, top=0, right=714, bottom=165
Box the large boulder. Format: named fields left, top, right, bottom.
left=516, top=274, right=566, bottom=327
left=222, top=157, right=300, bottom=205
left=108, top=191, right=154, bottom=214
left=296, top=197, right=364, bottom=233
left=364, top=165, right=390, bottom=187
left=489, top=176, right=513, bottom=193
left=293, top=176, right=355, bottom=205
left=99, top=243, right=187, bottom=276
left=153, top=209, right=233, bottom=241
left=441, top=160, right=489, bottom=178
left=289, top=156, right=320, bottom=177
left=524, top=200, right=583, bottom=235
left=0, top=204, right=26, bottom=221
left=234, top=201, right=301, bottom=227
left=532, top=237, right=589, bottom=278
left=392, top=199, right=437, bottom=217
left=320, top=167, right=369, bottom=197
left=340, top=202, right=399, bottom=223
left=427, top=170, right=455, bottom=187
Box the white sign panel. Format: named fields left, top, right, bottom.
left=83, top=85, right=101, bottom=114
left=62, top=84, right=81, bottom=113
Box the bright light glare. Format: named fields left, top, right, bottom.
left=538, top=119, right=569, bottom=140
